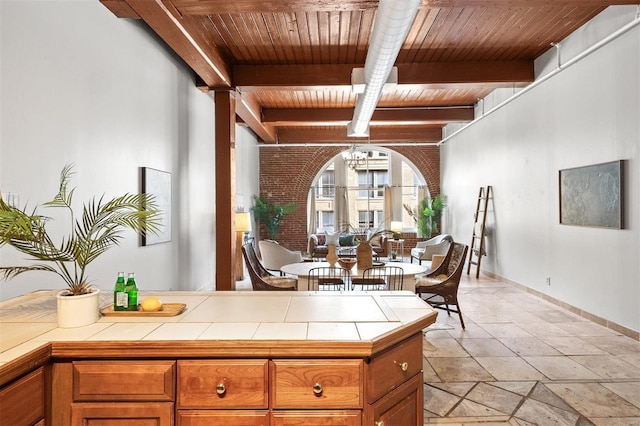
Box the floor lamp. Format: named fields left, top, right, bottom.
left=235, top=212, right=251, bottom=281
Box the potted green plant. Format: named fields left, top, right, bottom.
left=404, top=194, right=447, bottom=239
left=0, top=165, right=162, bottom=327
left=250, top=195, right=298, bottom=241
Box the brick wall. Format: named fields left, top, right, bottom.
left=258, top=145, right=440, bottom=252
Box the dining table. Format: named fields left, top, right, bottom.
left=280, top=261, right=428, bottom=292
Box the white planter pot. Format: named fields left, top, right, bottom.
left=56, top=288, right=101, bottom=328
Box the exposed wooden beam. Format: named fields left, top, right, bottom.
left=214, top=90, right=237, bottom=290
left=424, top=0, right=638, bottom=6
left=234, top=61, right=534, bottom=91
left=172, top=0, right=637, bottom=15
left=275, top=126, right=442, bottom=143
left=262, top=107, right=473, bottom=126
left=124, top=0, right=232, bottom=88
left=100, top=0, right=139, bottom=18
left=235, top=92, right=277, bottom=142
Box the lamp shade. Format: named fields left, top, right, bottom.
left=390, top=221, right=403, bottom=234
left=235, top=212, right=251, bottom=233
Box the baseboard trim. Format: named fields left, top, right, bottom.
left=482, top=271, right=639, bottom=341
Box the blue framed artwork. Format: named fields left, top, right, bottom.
left=559, top=160, right=624, bottom=229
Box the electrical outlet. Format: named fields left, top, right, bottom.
left=546, top=277, right=551, bottom=286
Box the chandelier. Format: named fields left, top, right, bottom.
left=345, top=145, right=367, bottom=171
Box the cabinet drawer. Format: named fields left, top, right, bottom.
left=70, top=402, right=173, bottom=425
left=73, top=360, right=175, bottom=401
left=177, top=409, right=269, bottom=426
left=366, top=332, right=423, bottom=402
left=271, top=410, right=361, bottom=425
left=0, top=367, right=44, bottom=426
left=177, top=360, right=268, bottom=409
left=271, top=359, right=363, bottom=409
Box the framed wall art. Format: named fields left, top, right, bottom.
left=559, top=160, right=624, bottom=229
left=141, top=167, right=172, bottom=245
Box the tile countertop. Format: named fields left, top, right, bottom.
left=0, top=290, right=436, bottom=366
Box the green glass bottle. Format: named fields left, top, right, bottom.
left=125, top=272, right=138, bottom=311
left=113, top=272, right=127, bottom=311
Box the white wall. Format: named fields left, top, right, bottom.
left=441, top=7, right=639, bottom=332
left=0, top=1, right=216, bottom=299
left=235, top=126, right=260, bottom=236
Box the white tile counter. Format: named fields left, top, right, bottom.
left=0, top=290, right=436, bottom=366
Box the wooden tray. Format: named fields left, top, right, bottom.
left=100, top=303, right=186, bottom=317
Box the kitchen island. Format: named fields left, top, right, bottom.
left=0, top=290, right=436, bottom=425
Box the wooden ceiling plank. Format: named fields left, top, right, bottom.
left=124, top=0, right=232, bottom=87
left=235, top=92, right=277, bottom=142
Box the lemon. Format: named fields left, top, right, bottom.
left=140, top=297, right=163, bottom=312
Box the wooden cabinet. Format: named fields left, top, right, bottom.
left=270, top=359, right=363, bottom=409
left=0, top=367, right=44, bottom=426
left=70, top=361, right=176, bottom=426
left=177, top=360, right=268, bottom=409
left=271, top=410, right=362, bottom=425
left=366, top=373, right=423, bottom=426
left=70, top=402, right=174, bottom=425
left=366, top=333, right=423, bottom=402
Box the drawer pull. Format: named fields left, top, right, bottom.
left=375, top=421, right=384, bottom=426
left=216, top=383, right=226, bottom=396
left=396, top=361, right=408, bottom=372
left=313, top=382, right=323, bottom=396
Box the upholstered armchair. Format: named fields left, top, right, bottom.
left=242, top=240, right=297, bottom=291
left=258, top=240, right=303, bottom=273
left=410, top=234, right=453, bottom=267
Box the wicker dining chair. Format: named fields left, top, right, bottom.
left=307, top=266, right=348, bottom=291
left=351, top=266, right=404, bottom=291
left=241, top=239, right=297, bottom=291
left=415, top=242, right=468, bottom=328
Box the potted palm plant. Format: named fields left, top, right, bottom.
left=250, top=195, right=298, bottom=241
left=0, top=165, right=162, bottom=327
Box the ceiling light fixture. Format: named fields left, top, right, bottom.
left=344, top=145, right=367, bottom=171
left=347, top=0, right=421, bottom=138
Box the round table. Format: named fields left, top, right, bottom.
left=281, top=261, right=427, bottom=292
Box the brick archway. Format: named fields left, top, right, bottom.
left=259, top=145, right=440, bottom=251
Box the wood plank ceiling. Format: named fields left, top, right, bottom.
left=101, top=0, right=635, bottom=144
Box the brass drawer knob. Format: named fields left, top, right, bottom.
left=216, top=383, right=226, bottom=396
left=396, top=361, right=408, bottom=372
left=313, top=382, right=323, bottom=395
left=375, top=421, right=384, bottom=426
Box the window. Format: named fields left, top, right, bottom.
left=316, top=170, right=335, bottom=199
left=357, top=171, right=388, bottom=198
left=358, top=210, right=383, bottom=228
left=316, top=211, right=335, bottom=233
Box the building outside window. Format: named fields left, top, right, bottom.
left=311, top=149, right=426, bottom=234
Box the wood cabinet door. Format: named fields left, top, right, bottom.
left=366, top=373, right=422, bottom=426
left=271, top=359, right=363, bottom=409
left=176, top=409, right=269, bottom=426
left=70, top=402, right=173, bottom=426
left=177, top=360, right=268, bottom=409
left=73, top=360, right=175, bottom=401
left=271, top=410, right=361, bottom=426
left=0, top=367, right=44, bottom=426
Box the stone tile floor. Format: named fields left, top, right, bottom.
left=237, top=261, right=640, bottom=425
left=422, top=273, right=640, bottom=425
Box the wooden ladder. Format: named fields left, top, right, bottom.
left=467, top=185, right=492, bottom=278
